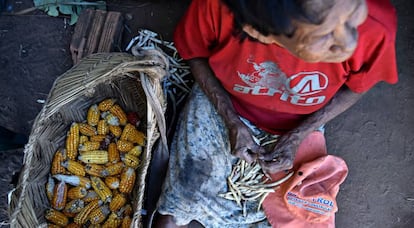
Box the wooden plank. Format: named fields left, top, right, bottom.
left=70, top=9, right=95, bottom=64
left=97, top=11, right=124, bottom=53
left=83, top=10, right=107, bottom=56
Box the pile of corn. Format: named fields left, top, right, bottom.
left=44, top=99, right=145, bottom=227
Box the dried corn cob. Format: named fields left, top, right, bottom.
left=64, top=199, right=85, bottom=214
left=123, top=153, right=140, bottom=169
left=45, top=209, right=69, bottom=227
left=121, top=123, right=145, bottom=145
left=109, top=104, right=127, bottom=126
left=102, top=212, right=122, bottom=228
left=66, top=123, right=80, bottom=160
left=85, top=164, right=105, bottom=177
left=87, top=104, right=100, bottom=126
left=79, top=123, right=98, bottom=136
left=74, top=199, right=102, bottom=225
left=104, top=113, right=120, bottom=126
left=128, top=145, right=142, bottom=157
left=61, top=160, right=86, bottom=176
left=51, top=181, right=68, bottom=210
left=47, top=224, right=61, bottom=228
left=108, top=142, right=120, bottom=164
left=46, top=175, right=55, bottom=202
left=78, top=150, right=108, bottom=164
left=82, top=190, right=100, bottom=203
left=104, top=176, right=120, bottom=190
left=68, top=186, right=88, bottom=200
left=90, top=135, right=106, bottom=142
left=54, top=174, right=91, bottom=189
left=79, top=141, right=101, bottom=152
left=79, top=135, right=89, bottom=144
left=101, top=162, right=124, bottom=177
left=121, top=215, right=132, bottom=228
left=66, top=223, right=82, bottom=228
left=97, top=119, right=109, bottom=135
left=90, top=176, right=113, bottom=203
left=119, top=167, right=136, bottom=194
left=109, top=193, right=126, bottom=212
left=98, top=99, right=116, bottom=112
left=117, top=140, right=134, bottom=153
left=119, top=204, right=133, bottom=216
left=51, top=149, right=66, bottom=175
left=89, top=205, right=110, bottom=224
left=109, top=125, right=122, bottom=137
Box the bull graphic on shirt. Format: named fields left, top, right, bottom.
left=235, top=58, right=328, bottom=106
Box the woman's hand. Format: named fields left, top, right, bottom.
left=258, top=131, right=302, bottom=176
left=228, top=120, right=265, bottom=163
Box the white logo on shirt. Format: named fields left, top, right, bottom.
left=233, top=59, right=328, bottom=106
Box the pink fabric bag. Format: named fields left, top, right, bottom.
left=263, top=131, right=348, bottom=228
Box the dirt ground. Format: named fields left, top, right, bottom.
left=0, top=0, right=413, bottom=227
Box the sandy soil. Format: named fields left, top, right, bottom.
left=0, top=0, right=413, bottom=227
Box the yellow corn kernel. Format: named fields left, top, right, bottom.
left=90, top=135, right=106, bottom=142
left=46, top=175, right=55, bottom=202
left=68, top=186, right=88, bottom=200
left=87, top=104, right=100, bottom=126
left=116, top=140, right=134, bottom=153
left=123, top=153, right=140, bottom=169
left=74, top=199, right=102, bottom=225
left=128, top=145, right=142, bottom=157
left=53, top=174, right=91, bottom=189
left=90, top=176, right=113, bottom=203
left=82, top=190, right=100, bottom=203
left=51, top=149, right=66, bottom=175
left=119, top=167, right=136, bottom=194
left=79, top=135, right=89, bottom=144
left=108, top=143, right=120, bottom=164
left=97, top=119, right=109, bottom=135
left=51, top=181, right=67, bottom=210
left=61, top=160, right=85, bottom=176
left=63, top=210, right=76, bottom=218
left=98, top=98, right=116, bottom=112
left=109, top=125, right=122, bottom=137
left=64, top=199, right=85, bottom=214
left=102, top=212, right=122, bottom=228
left=78, top=150, right=108, bottom=164
left=104, top=176, right=120, bottom=190
left=79, top=141, right=101, bottom=152
left=104, top=112, right=120, bottom=126
left=85, top=164, right=105, bottom=177
left=121, top=123, right=146, bottom=145
left=66, top=123, right=80, bottom=160
left=109, top=104, right=127, bottom=126
left=121, top=215, right=132, bottom=228
left=89, top=205, right=110, bottom=225
left=101, top=162, right=124, bottom=177
left=45, top=209, right=69, bottom=227
left=109, top=193, right=126, bottom=212
left=79, top=123, right=98, bottom=136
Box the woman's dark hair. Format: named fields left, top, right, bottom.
left=221, top=0, right=334, bottom=39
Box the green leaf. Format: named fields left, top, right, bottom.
left=58, top=4, right=73, bottom=15
left=47, top=5, right=59, bottom=17
left=70, top=13, right=79, bottom=25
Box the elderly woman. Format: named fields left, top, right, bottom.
left=154, top=0, right=398, bottom=227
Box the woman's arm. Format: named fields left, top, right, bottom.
left=259, top=85, right=365, bottom=175
left=188, top=58, right=264, bottom=162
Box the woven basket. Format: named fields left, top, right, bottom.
left=8, top=50, right=168, bottom=228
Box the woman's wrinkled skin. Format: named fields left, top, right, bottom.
left=242, top=0, right=368, bottom=63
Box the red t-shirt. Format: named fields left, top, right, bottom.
left=174, top=0, right=398, bottom=134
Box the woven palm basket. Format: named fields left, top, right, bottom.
left=8, top=50, right=169, bottom=228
